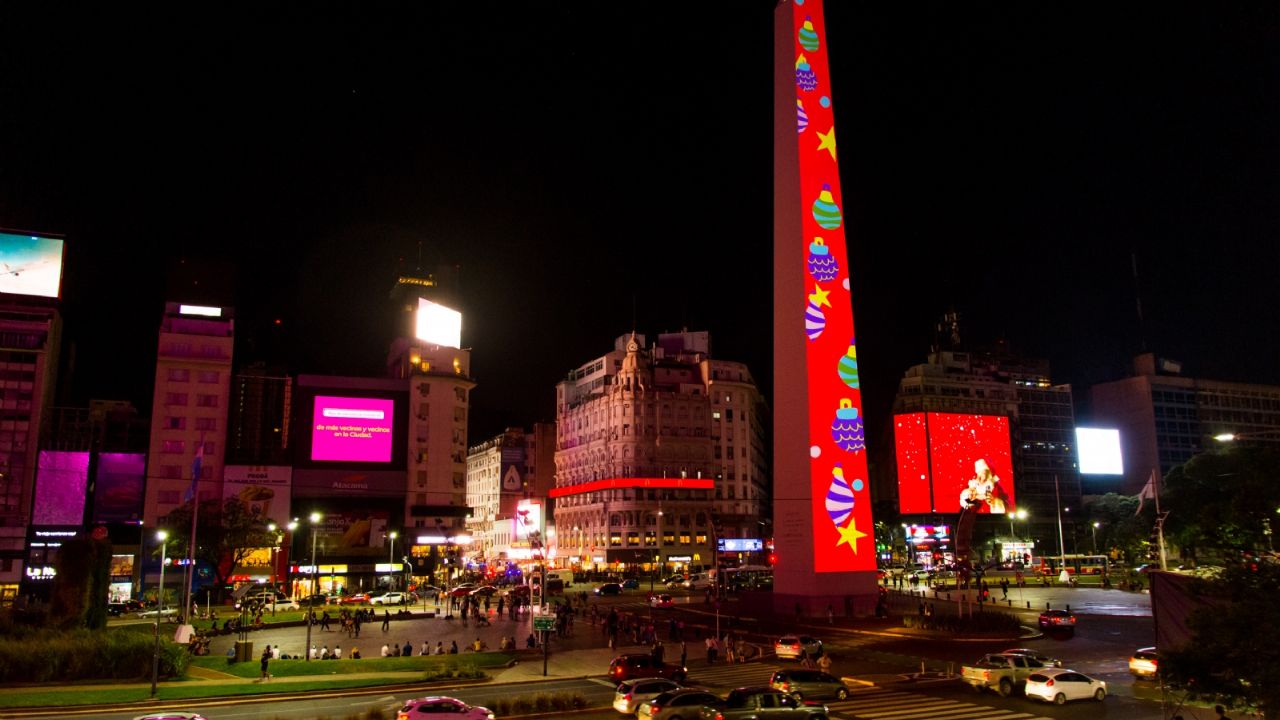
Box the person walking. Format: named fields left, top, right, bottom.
left=724, top=634, right=735, bottom=664
left=259, top=645, right=271, bottom=681
left=497, top=595, right=505, bottom=617
left=827, top=604, right=834, bottom=624
left=321, top=610, right=331, bottom=632
left=381, top=609, right=391, bottom=632
left=679, top=640, right=687, bottom=668
left=1215, top=705, right=1233, bottom=720
left=817, top=652, right=832, bottom=674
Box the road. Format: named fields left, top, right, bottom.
left=34, top=583, right=1196, bottom=720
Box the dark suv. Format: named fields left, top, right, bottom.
left=769, top=669, right=850, bottom=701
left=609, top=653, right=688, bottom=683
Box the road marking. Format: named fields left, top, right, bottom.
left=589, top=678, right=620, bottom=687
left=826, top=688, right=1053, bottom=720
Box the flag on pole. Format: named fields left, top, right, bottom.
left=1135, top=471, right=1156, bottom=515
left=184, top=441, right=204, bottom=503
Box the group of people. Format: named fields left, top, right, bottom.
left=703, top=633, right=756, bottom=664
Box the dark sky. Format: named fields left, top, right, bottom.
left=1, top=3, right=1277, bottom=444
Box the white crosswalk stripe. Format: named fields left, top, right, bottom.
left=684, top=661, right=781, bottom=689
left=826, top=687, right=1053, bottom=720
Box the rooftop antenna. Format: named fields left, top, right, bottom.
left=416, top=240, right=424, bottom=273
left=1131, top=250, right=1147, bottom=353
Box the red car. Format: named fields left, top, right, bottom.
left=340, top=593, right=372, bottom=605
left=1039, top=609, right=1077, bottom=633
left=609, top=654, right=688, bottom=683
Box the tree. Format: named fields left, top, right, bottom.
left=160, top=497, right=273, bottom=600
left=49, top=536, right=112, bottom=629
left=1084, top=493, right=1147, bottom=563
left=1160, top=562, right=1280, bottom=718
left=1162, top=448, right=1280, bottom=564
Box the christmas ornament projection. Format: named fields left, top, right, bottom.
left=787, top=0, right=876, bottom=573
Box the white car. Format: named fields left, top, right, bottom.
left=613, top=678, right=682, bottom=714
left=774, top=635, right=823, bottom=660
left=136, top=606, right=179, bottom=619
left=682, top=574, right=713, bottom=590
left=371, top=591, right=408, bottom=605
left=261, top=599, right=300, bottom=612
left=1024, top=668, right=1107, bottom=705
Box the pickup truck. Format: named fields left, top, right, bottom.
left=961, top=653, right=1049, bottom=697
left=698, top=687, right=828, bottom=720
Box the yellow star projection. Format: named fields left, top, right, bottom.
left=835, top=517, right=867, bottom=550
left=816, top=126, right=837, bottom=161
left=809, top=285, right=831, bottom=307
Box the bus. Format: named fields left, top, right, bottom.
left=1031, top=555, right=1110, bottom=576
left=720, top=565, right=773, bottom=591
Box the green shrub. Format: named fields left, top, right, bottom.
left=0, top=627, right=188, bottom=682
left=489, top=698, right=512, bottom=715
left=511, top=696, right=533, bottom=715
left=532, top=693, right=551, bottom=712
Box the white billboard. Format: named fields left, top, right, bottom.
left=0, top=232, right=64, bottom=299
left=223, top=465, right=293, bottom=526
left=415, top=298, right=462, bottom=348
left=1076, top=428, right=1124, bottom=475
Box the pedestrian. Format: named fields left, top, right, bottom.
left=1215, top=705, right=1233, bottom=720
left=352, top=647, right=362, bottom=659
left=724, top=634, right=735, bottom=664
left=680, top=640, right=687, bottom=667
left=334, top=644, right=343, bottom=659
left=321, top=610, right=331, bottom=631
left=320, top=644, right=330, bottom=660
left=421, top=640, right=431, bottom=656
left=259, top=646, right=271, bottom=681
left=449, top=640, right=458, bottom=654
left=435, top=641, right=445, bottom=655
left=310, top=644, right=318, bottom=660
left=817, top=652, right=832, bottom=673
left=354, top=614, right=362, bottom=638
left=403, top=640, right=413, bottom=656
left=381, top=643, right=390, bottom=657
left=798, top=648, right=809, bottom=668
left=652, top=640, right=665, bottom=664
left=827, top=604, right=834, bottom=624
left=498, top=596, right=505, bottom=617
left=705, top=635, right=719, bottom=664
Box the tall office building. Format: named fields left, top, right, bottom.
left=552, top=331, right=769, bottom=573
left=141, top=303, right=234, bottom=525
left=226, top=363, right=292, bottom=466
left=1091, top=353, right=1280, bottom=495
left=464, top=423, right=554, bottom=564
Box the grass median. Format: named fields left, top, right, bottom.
left=0, top=653, right=512, bottom=709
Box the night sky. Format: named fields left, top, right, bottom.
left=1, top=3, right=1277, bottom=445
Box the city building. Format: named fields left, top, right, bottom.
left=551, top=331, right=769, bottom=575
left=226, top=363, right=292, bottom=466
left=464, top=424, right=555, bottom=566
left=1090, top=353, right=1280, bottom=495
left=885, top=341, right=1081, bottom=563
left=141, top=303, right=234, bottom=526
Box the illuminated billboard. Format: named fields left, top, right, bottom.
left=311, top=396, right=395, bottom=463
left=0, top=232, right=64, bottom=299
left=894, top=412, right=1015, bottom=515
left=415, top=298, right=462, bottom=349
left=33, top=451, right=90, bottom=526
left=513, top=499, right=543, bottom=547
left=93, top=453, right=146, bottom=524
left=1076, top=427, right=1124, bottom=475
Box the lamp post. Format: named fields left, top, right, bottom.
left=1091, top=522, right=1100, bottom=555
left=150, top=529, right=169, bottom=697
left=304, top=511, right=322, bottom=662
left=387, top=531, right=398, bottom=591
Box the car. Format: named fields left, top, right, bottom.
left=769, top=669, right=850, bottom=701
left=683, top=574, right=714, bottom=591
left=449, top=584, right=477, bottom=597
left=1129, top=647, right=1159, bottom=679
left=340, top=592, right=373, bottom=605
left=1038, top=609, right=1076, bottom=633
left=698, top=687, right=827, bottom=720
left=107, top=602, right=129, bottom=617
left=774, top=635, right=823, bottom=661
left=663, top=575, right=687, bottom=587
left=1001, top=648, right=1062, bottom=668
left=235, top=590, right=286, bottom=610
left=620, top=578, right=641, bottom=590
left=132, top=713, right=209, bottom=720
left=372, top=592, right=409, bottom=605
left=608, top=654, right=688, bottom=683
left=469, top=586, right=498, bottom=597
left=136, top=606, right=179, bottom=619
left=596, top=582, right=624, bottom=596
left=613, top=678, right=683, bottom=714
left=298, top=594, right=332, bottom=607
left=414, top=585, right=444, bottom=599
left=650, top=594, right=674, bottom=608
left=503, top=585, right=532, bottom=599
left=1024, top=668, right=1107, bottom=705
left=397, top=696, right=495, bottom=720
left=261, top=598, right=300, bottom=612
left=907, top=569, right=933, bottom=583
left=638, top=688, right=722, bottom=720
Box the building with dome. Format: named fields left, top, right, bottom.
left=551, top=331, right=769, bottom=575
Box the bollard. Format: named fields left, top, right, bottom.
left=1008, top=599, right=1012, bottom=607
left=1027, top=601, right=1031, bottom=609
left=1066, top=604, right=1071, bottom=612
left=1046, top=602, right=1051, bottom=610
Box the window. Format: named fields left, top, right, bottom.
left=626, top=532, right=640, bottom=546
left=164, top=392, right=189, bottom=406
left=610, top=534, right=622, bottom=547
left=195, top=417, right=217, bottom=431
left=165, top=416, right=186, bottom=430
left=695, top=532, right=708, bottom=545
left=167, top=368, right=190, bottom=382
left=162, top=465, right=182, bottom=479
left=202, top=441, right=216, bottom=455
left=197, top=370, right=219, bottom=384
left=158, top=490, right=180, bottom=504
left=161, top=440, right=185, bottom=454
left=196, top=394, right=218, bottom=408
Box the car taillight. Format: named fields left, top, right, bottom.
left=792, top=644, right=801, bottom=649
left=781, top=682, right=791, bottom=691
left=715, top=713, right=725, bottom=720
left=1045, top=679, right=1055, bottom=686
left=649, top=706, right=661, bottom=714
left=624, top=693, right=633, bottom=700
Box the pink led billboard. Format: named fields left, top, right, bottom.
left=311, top=396, right=395, bottom=463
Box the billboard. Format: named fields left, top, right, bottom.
left=92, top=453, right=146, bottom=524
left=500, top=446, right=524, bottom=492
left=223, top=465, right=292, bottom=527
left=1076, top=427, right=1124, bottom=475
left=894, top=412, right=1015, bottom=515
left=314, top=510, right=391, bottom=549
left=33, top=451, right=89, bottom=526
left=415, top=298, right=462, bottom=349
left=311, top=395, right=395, bottom=463
left=513, top=499, right=543, bottom=548
left=0, top=232, right=64, bottom=299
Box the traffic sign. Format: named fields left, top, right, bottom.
left=533, top=615, right=556, bottom=631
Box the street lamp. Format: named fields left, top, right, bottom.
left=150, top=529, right=169, bottom=697
left=1008, top=508, right=1028, bottom=540
left=387, top=531, right=398, bottom=591
left=1092, top=522, right=1101, bottom=555
left=305, top=511, right=322, bottom=662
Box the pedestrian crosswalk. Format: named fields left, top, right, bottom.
left=685, top=661, right=781, bottom=689
left=826, top=686, right=1054, bottom=720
